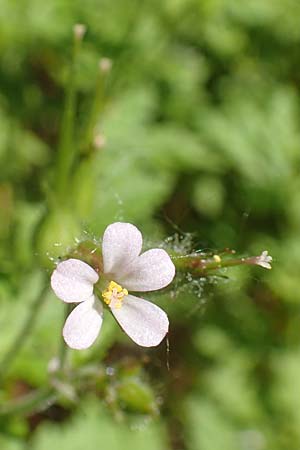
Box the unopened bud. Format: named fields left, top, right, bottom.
left=99, top=58, right=112, bottom=73
left=213, top=254, right=221, bottom=263
left=73, top=24, right=86, bottom=41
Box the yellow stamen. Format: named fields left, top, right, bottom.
left=102, top=281, right=128, bottom=309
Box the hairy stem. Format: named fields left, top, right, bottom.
left=174, top=253, right=268, bottom=275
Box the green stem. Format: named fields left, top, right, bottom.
left=0, top=283, right=49, bottom=382
left=80, top=62, right=111, bottom=155
left=174, top=254, right=264, bottom=276
left=55, top=28, right=84, bottom=203
left=58, top=304, right=72, bottom=372
left=0, top=387, right=56, bottom=417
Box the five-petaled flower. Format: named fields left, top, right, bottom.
left=51, top=222, right=176, bottom=350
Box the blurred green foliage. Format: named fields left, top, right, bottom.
left=1, top=0, right=300, bottom=449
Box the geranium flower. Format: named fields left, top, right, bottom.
left=51, top=222, right=175, bottom=349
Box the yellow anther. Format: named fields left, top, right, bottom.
left=102, top=291, right=112, bottom=304
left=102, top=280, right=128, bottom=309
left=108, top=281, right=119, bottom=290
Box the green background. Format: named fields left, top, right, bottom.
left=1, top=0, right=300, bottom=449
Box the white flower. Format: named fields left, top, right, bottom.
left=51, top=222, right=175, bottom=350
left=255, top=250, right=272, bottom=270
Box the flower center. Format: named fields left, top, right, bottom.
left=102, top=281, right=128, bottom=309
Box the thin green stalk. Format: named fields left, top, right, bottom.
left=0, top=304, right=73, bottom=417
left=174, top=252, right=270, bottom=275
left=0, top=283, right=49, bottom=382
left=55, top=26, right=85, bottom=202
left=80, top=59, right=111, bottom=154
left=0, top=387, right=56, bottom=417
left=58, top=303, right=72, bottom=372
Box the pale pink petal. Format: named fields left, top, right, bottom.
left=63, top=296, right=103, bottom=349
left=111, top=294, right=169, bottom=347
left=102, top=222, right=143, bottom=276
left=116, top=249, right=175, bottom=292
left=51, top=258, right=98, bottom=303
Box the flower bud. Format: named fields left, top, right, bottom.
left=99, top=58, right=112, bottom=73
left=73, top=24, right=86, bottom=41
left=116, top=377, right=158, bottom=414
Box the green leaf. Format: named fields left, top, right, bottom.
left=31, top=399, right=167, bottom=450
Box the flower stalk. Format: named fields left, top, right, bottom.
left=55, top=24, right=86, bottom=204
left=80, top=58, right=112, bottom=155
left=174, top=250, right=272, bottom=275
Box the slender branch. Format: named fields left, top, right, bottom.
left=58, top=303, right=72, bottom=372
left=173, top=250, right=272, bottom=276
left=0, top=283, right=49, bottom=382
left=0, top=387, right=56, bottom=417
left=80, top=58, right=111, bottom=155
left=55, top=25, right=85, bottom=203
